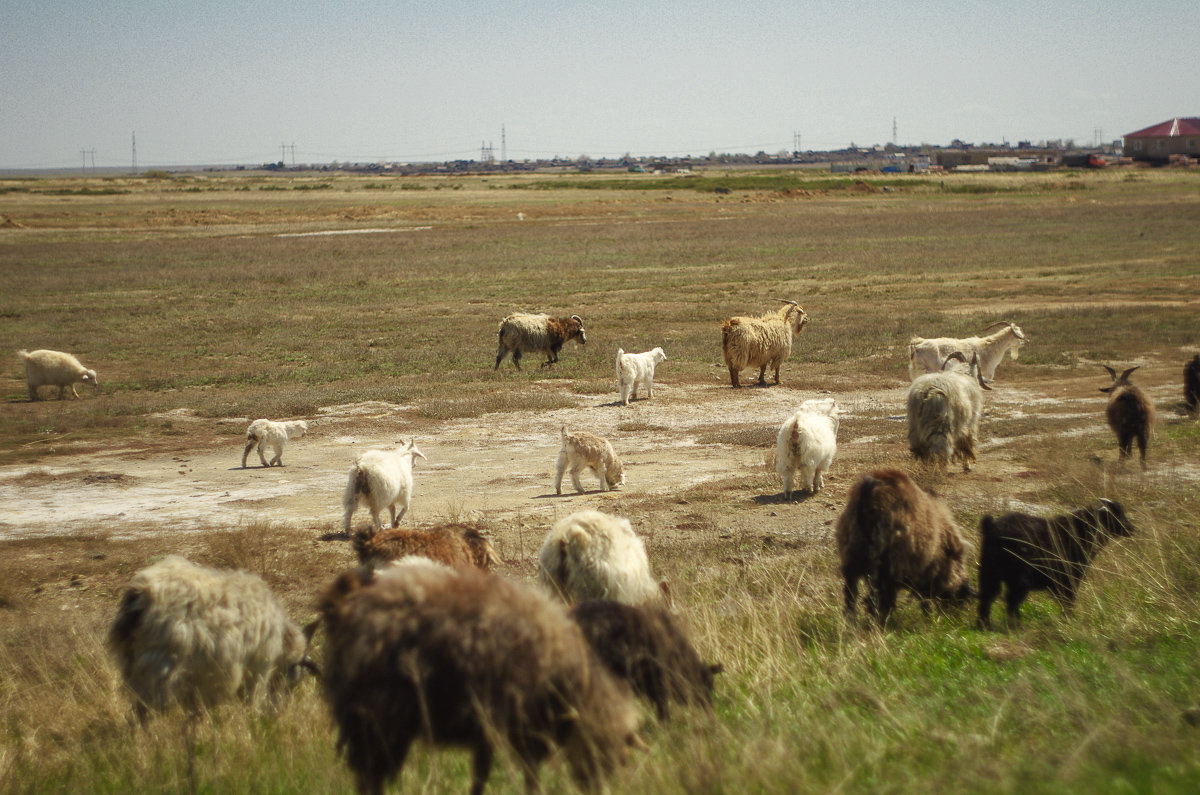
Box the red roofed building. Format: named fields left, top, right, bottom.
left=1123, top=117, right=1200, bottom=163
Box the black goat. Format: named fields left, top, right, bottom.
left=1100, top=365, right=1155, bottom=467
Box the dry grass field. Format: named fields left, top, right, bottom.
left=1, top=167, right=1199, bottom=793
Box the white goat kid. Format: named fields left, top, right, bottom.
left=342, top=441, right=427, bottom=534
left=776, top=398, right=840, bottom=498
left=242, top=419, right=308, bottom=468
left=616, top=347, right=667, bottom=406
left=555, top=427, right=625, bottom=494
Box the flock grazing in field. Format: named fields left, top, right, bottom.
left=14, top=302, right=1198, bottom=793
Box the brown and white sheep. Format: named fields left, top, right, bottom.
left=554, top=426, right=625, bottom=494
left=977, top=499, right=1135, bottom=628
left=538, top=510, right=666, bottom=606
left=342, top=441, right=426, bottom=533
left=318, top=563, right=641, bottom=795
left=241, top=418, right=308, bottom=468
left=1100, top=365, right=1155, bottom=467
left=18, top=348, right=98, bottom=401
left=570, top=600, right=721, bottom=721
left=108, top=555, right=316, bottom=722
left=351, top=522, right=501, bottom=571
left=720, top=299, right=809, bottom=388
left=908, top=321, right=1027, bottom=380
left=494, top=312, right=586, bottom=370
left=836, top=469, right=973, bottom=625
left=908, top=351, right=992, bottom=472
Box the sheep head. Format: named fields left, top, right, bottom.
left=1099, top=365, right=1140, bottom=394
left=774, top=299, right=809, bottom=335
left=1097, top=498, right=1135, bottom=538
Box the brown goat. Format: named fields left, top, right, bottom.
left=351, top=522, right=501, bottom=571
left=1100, top=365, right=1155, bottom=467
left=570, top=600, right=721, bottom=721
left=1184, top=355, right=1200, bottom=417
left=495, top=312, right=587, bottom=370
left=836, top=469, right=973, bottom=625
left=318, top=564, right=640, bottom=795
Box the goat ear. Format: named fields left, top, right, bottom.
left=1099, top=386, right=1114, bottom=394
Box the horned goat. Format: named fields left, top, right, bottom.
left=571, top=600, right=721, bottom=721
left=108, top=555, right=316, bottom=722
left=1100, top=365, right=1155, bottom=467
left=241, top=418, right=308, bottom=468
left=978, top=499, right=1134, bottom=628
left=494, top=312, right=586, bottom=370
left=836, top=469, right=973, bottom=625
left=555, top=426, right=624, bottom=494
left=342, top=440, right=426, bottom=533
left=908, top=351, right=992, bottom=472
left=720, top=299, right=809, bottom=388
left=908, top=321, right=1027, bottom=380
left=318, top=562, right=641, bottom=795
left=18, top=348, right=97, bottom=401
left=1184, top=355, right=1200, bottom=417
left=776, top=397, right=840, bottom=498
left=351, top=522, right=501, bottom=571
left=616, top=346, right=667, bottom=405
left=538, top=509, right=666, bottom=606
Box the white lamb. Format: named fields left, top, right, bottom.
left=538, top=509, right=666, bottom=606
left=108, top=555, right=316, bottom=721
left=616, top=346, right=667, bottom=406
left=555, top=426, right=625, bottom=494
left=242, top=419, right=308, bottom=468
left=776, top=398, right=841, bottom=498
left=18, top=348, right=98, bottom=401
left=342, top=440, right=427, bottom=534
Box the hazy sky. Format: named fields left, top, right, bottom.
left=3, top=0, right=1198, bottom=169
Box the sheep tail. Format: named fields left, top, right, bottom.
left=615, top=348, right=624, bottom=379
left=352, top=465, right=370, bottom=498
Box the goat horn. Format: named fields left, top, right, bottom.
left=1099, top=497, right=1116, bottom=509
left=570, top=314, right=583, bottom=324
left=1101, top=364, right=1117, bottom=379
left=980, top=321, right=1012, bottom=333
left=1119, top=366, right=1140, bottom=381
left=773, top=298, right=799, bottom=307
left=941, top=351, right=968, bottom=370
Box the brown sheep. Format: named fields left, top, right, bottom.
left=836, top=469, right=973, bottom=625
left=494, top=312, right=586, bottom=370
left=351, top=522, right=501, bottom=571
left=570, top=600, right=721, bottom=721
left=318, top=563, right=641, bottom=795
left=1100, top=365, right=1155, bottom=467
left=1184, top=355, right=1200, bottom=417
left=720, top=299, right=809, bottom=388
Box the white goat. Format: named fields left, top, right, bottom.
left=616, top=347, right=667, bottom=406
left=242, top=419, right=308, bottom=468
left=108, top=555, right=315, bottom=721
left=908, top=321, right=1027, bottom=380
left=720, top=300, right=809, bottom=388
left=18, top=348, right=98, bottom=401
left=908, top=352, right=992, bottom=472
left=342, top=440, right=427, bottom=534
left=538, top=509, right=666, bottom=606
left=776, top=398, right=840, bottom=498
left=555, top=426, right=625, bottom=494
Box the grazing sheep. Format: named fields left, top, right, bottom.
left=18, top=348, right=97, bottom=401
left=318, top=563, right=641, bottom=795
left=978, top=499, right=1135, bottom=628
left=351, top=522, right=501, bottom=571
left=720, top=299, right=809, bottom=387
left=554, top=426, right=625, bottom=494
left=776, top=398, right=840, bottom=498
left=494, top=312, right=586, bottom=370
left=908, top=351, right=992, bottom=472
left=836, top=469, right=973, bottom=625
left=908, top=321, right=1027, bottom=380
left=539, top=510, right=666, bottom=606
left=1186, top=355, right=1200, bottom=417
left=1100, top=365, right=1155, bottom=467
left=241, top=418, right=308, bottom=468
left=108, top=555, right=316, bottom=722
left=616, top=346, right=667, bottom=406
left=570, top=600, right=722, bottom=720
left=342, top=441, right=426, bottom=533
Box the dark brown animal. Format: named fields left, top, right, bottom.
left=570, top=600, right=721, bottom=720
left=1100, top=365, right=1155, bottom=467
left=836, top=469, right=973, bottom=625
left=1184, top=355, right=1200, bottom=416
left=352, top=522, right=501, bottom=571
left=318, top=564, right=640, bottom=795
left=977, top=499, right=1134, bottom=628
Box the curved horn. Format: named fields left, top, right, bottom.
left=980, top=321, right=1015, bottom=334
left=773, top=298, right=799, bottom=307
left=1099, top=497, right=1117, bottom=509
left=940, top=351, right=968, bottom=370
left=570, top=315, right=583, bottom=324
left=1101, top=364, right=1117, bottom=379
left=1119, top=366, right=1140, bottom=382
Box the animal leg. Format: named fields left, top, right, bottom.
left=841, top=567, right=860, bottom=616
left=756, top=365, right=768, bottom=386
left=1004, top=584, right=1028, bottom=625
left=570, top=464, right=586, bottom=494
left=1136, top=431, right=1149, bottom=469
left=470, top=742, right=495, bottom=795
left=27, top=383, right=40, bottom=401
left=728, top=365, right=741, bottom=388
left=596, top=464, right=608, bottom=492
left=258, top=446, right=270, bottom=467
left=554, top=450, right=568, bottom=494
left=976, top=571, right=1001, bottom=630
left=812, top=467, right=824, bottom=493
left=242, top=439, right=257, bottom=468
left=646, top=374, right=654, bottom=398
left=780, top=469, right=794, bottom=500
left=772, top=363, right=782, bottom=385
left=394, top=504, right=408, bottom=525
left=58, top=385, right=68, bottom=399
left=511, top=349, right=522, bottom=370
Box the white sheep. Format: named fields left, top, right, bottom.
left=108, top=555, right=315, bottom=721
left=908, top=352, right=992, bottom=472
left=776, top=398, right=840, bottom=498
left=18, top=348, right=98, bottom=401
left=342, top=440, right=427, bottom=534
left=616, top=346, right=667, bottom=406
left=494, top=312, right=586, bottom=370
left=720, top=300, right=809, bottom=388
left=538, top=509, right=666, bottom=606
left=555, top=426, right=625, bottom=494
left=241, top=419, right=308, bottom=468
left=908, top=321, right=1026, bottom=381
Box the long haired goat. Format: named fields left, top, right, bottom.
left=1100, top=365, right=1154, bottom=467
left=720, top=299, right=809, bottom=388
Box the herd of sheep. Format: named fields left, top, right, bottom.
left=15, top=306, right=1200, bottom=793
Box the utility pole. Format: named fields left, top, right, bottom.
left=793, top=131, right=801, bottom=153
left=892, top=117, right=898, bottom=146
left=131, top=132, right=137, bottom=175
left=501, top=124, right=506, bottom=164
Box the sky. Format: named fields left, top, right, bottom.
left=2, top=0, right=1198, bottom=170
